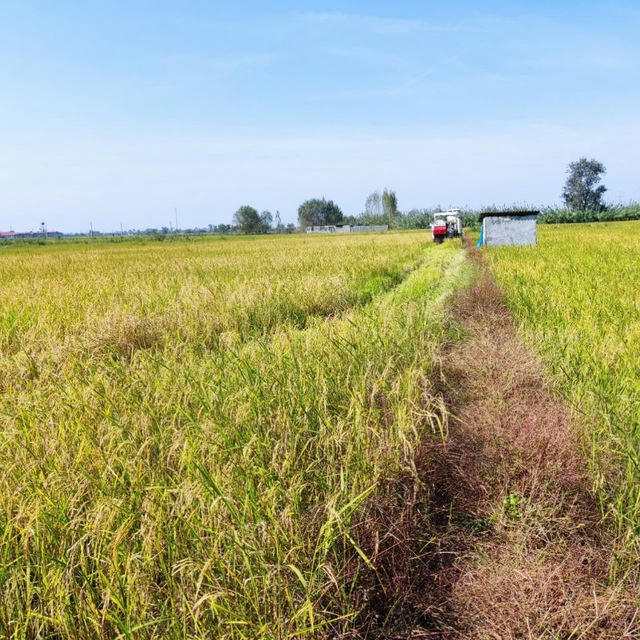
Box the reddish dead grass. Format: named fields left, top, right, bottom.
left=341, top=249, right=639, bottom=639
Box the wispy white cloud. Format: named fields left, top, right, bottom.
left=295, top=11, right=479, bottom=35
left=161, top=51, right=278, bottom=74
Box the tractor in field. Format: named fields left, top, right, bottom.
left=432, top=209, right=462, bottom=243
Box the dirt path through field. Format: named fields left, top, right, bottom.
left=431, top=251, right=640, bottom=638
left=347, top=250, right=638, bottom=638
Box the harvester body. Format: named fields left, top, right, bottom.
left=432, top=209, right=462, bottom=243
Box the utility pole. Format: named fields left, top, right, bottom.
left=90, top=221, right=93, bottom=238
left=174, top=207, right=178, bottom=233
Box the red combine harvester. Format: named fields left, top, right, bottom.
left=432, top=218, right=447, bottom=243
left=431, top=209, right=462, bottom=244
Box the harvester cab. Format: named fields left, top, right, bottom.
left=432, top=209, right=462, bottom=243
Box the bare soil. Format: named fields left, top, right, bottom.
left=342, top=249, right=639, bottom=639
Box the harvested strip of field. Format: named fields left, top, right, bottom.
left=439, top=262, right=638, bottom=638
left=486, top=222, right=640, bottom=575
left=346, top=252, right=638, bottom=638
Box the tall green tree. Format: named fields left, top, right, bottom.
left=234, top=205, right=263, bottom=234
left=297, top=198, right=344, bottom=228
left=259, top=210, right=273, bottom=232
left=382, top=189, right=398, bottom=219
left=562, top=158, right=607, bottom=211
left=365, top=191, right=382, bottom=216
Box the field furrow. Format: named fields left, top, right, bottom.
left=487, top=222, right=640, bottom=573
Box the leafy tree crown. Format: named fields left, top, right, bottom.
left=297, top=198, right=344, bottom=228
left=234, top=205, right=271, bottom=234
left=562, top=158, right=607, bottom=211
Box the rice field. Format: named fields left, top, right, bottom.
left=0, top=232, right=465, bottom=639
left=487, top=221, right=640, bottom=571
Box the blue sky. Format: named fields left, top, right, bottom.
left=1, top=1, right=639, bottom=232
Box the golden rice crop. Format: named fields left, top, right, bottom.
left=486, top=221, right=640, bottom=572
left=0, top=232, right=464, bottom=638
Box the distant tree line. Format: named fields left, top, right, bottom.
left=228, top=158, right=638, bottom=235
left=32, top=157, right=638, bottom=239
left=537, top=203, right=640, bottom=224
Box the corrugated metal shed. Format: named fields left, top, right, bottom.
left=478, top=210, right=540, bottom=221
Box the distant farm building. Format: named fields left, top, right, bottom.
left=0, top=230, right=63, bottom=239
left=305, top=224, right=389, bottom=234
left=478, top=211, right=539, bottom=247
